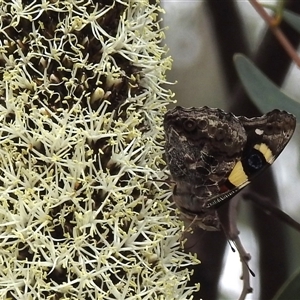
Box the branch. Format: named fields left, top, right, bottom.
left=234, top=236, right=253, bottom=300
left=217, top=197, right=253, bottom=300
left=249, top=0, right=300, bottom=66
left=243, top=192, right=300, bottom=232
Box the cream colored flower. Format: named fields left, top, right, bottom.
left=0, top=1, right=198, bottom=299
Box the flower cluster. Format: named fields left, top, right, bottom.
left=0, top=0, right=198, bottom=299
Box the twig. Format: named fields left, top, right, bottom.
left=249, top=0, right=300, bottom=67
left=243, top=192, right=300, bottom=232
left=234, top=236, right=253, bottom=300
left=217, top=197, right=253, bottom=300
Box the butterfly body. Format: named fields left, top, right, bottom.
left=164, top=106, right=296, bottom=230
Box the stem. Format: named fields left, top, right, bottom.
left=249, top=0, right=300, bottom=67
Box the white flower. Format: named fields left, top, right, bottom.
left=0, top=1, right=199, bottom=299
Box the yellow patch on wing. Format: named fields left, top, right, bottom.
left=254, top=143, right=274, bottom=163
left=228, top=161, right=248, bottom=187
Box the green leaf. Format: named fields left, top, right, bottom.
left=272, top=267, right=300, bottom=300
left=282, top=9, right=300, bottom=33
left=234, top=54, right=300, bottom=120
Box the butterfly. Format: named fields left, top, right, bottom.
left=164, top=106, right=296, bottom=231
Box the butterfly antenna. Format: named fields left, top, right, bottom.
left=227, top=239, right=236, bottom=252
left=220, top=223, right=236, bottom=253
left=231, top=240, right=256, bottom=277
left=220, top=225, right=255, bottom=277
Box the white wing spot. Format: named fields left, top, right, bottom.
left=255, top=128, right=264, bottom=135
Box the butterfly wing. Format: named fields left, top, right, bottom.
left=206, top=109, right=296, bottom=208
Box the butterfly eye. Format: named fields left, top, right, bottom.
left=183, top=119, right=197, bottom=132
